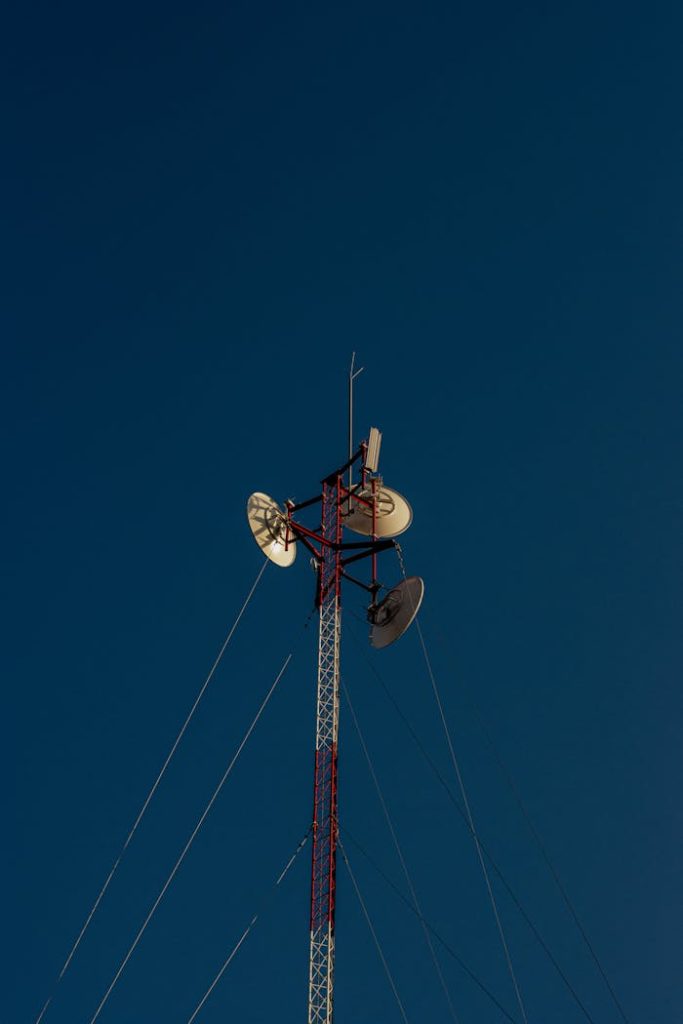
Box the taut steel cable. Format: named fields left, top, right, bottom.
left=338, top=840, right=411, bottom=1024
left=33, top=559, right=268, bottom=1024
left=185, top=827, right=311, bottom=1024
left=395, top=544, right=529, bottom=1024
left=87, top=649, right=292, bottom=1024
left=342, top=680, right=461, bottom=1024
left=346, top=618, right=598, bottom=1024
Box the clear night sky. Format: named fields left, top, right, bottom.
left=5, top=2, right=682, bottom=1022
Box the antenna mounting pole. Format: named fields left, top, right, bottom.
left=348, top=353, right=364, bottom=493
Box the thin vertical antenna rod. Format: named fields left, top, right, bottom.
left=348, top=353, right=364, bottom=492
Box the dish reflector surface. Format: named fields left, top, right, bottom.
left=370, top=576, right=424, bottom=649
left=344, top=485, right=413, bottom=538
left=247, top=492, right=296, bottom=567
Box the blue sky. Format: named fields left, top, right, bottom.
left=4, top=2, right=682, bottom=1022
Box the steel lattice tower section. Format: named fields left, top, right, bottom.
left=308, top=475, right=342, bottom=1024
left=247, top=416, right=406, bottom=1024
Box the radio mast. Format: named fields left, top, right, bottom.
left=247, top=372, right=423, bottom=1024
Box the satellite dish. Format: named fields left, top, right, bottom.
left=247, top=492, right=296, bottom=567
left=369, top=576, right=424, bottom=649
left=344, top=485, right=413, bottom=538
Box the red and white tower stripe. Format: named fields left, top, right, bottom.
left=307, top=475, right=343, bottom=1024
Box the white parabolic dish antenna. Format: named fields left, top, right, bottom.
left=247, top=492, right=296, bottom=568
left=344, top=485, right=413, bottom=538
left=370, top=576, right=424, bottom=649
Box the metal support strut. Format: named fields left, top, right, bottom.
left=308, top=476, right=342, bottom=1024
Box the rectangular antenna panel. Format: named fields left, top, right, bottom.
left=366, top=427, right=382, bottom=472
